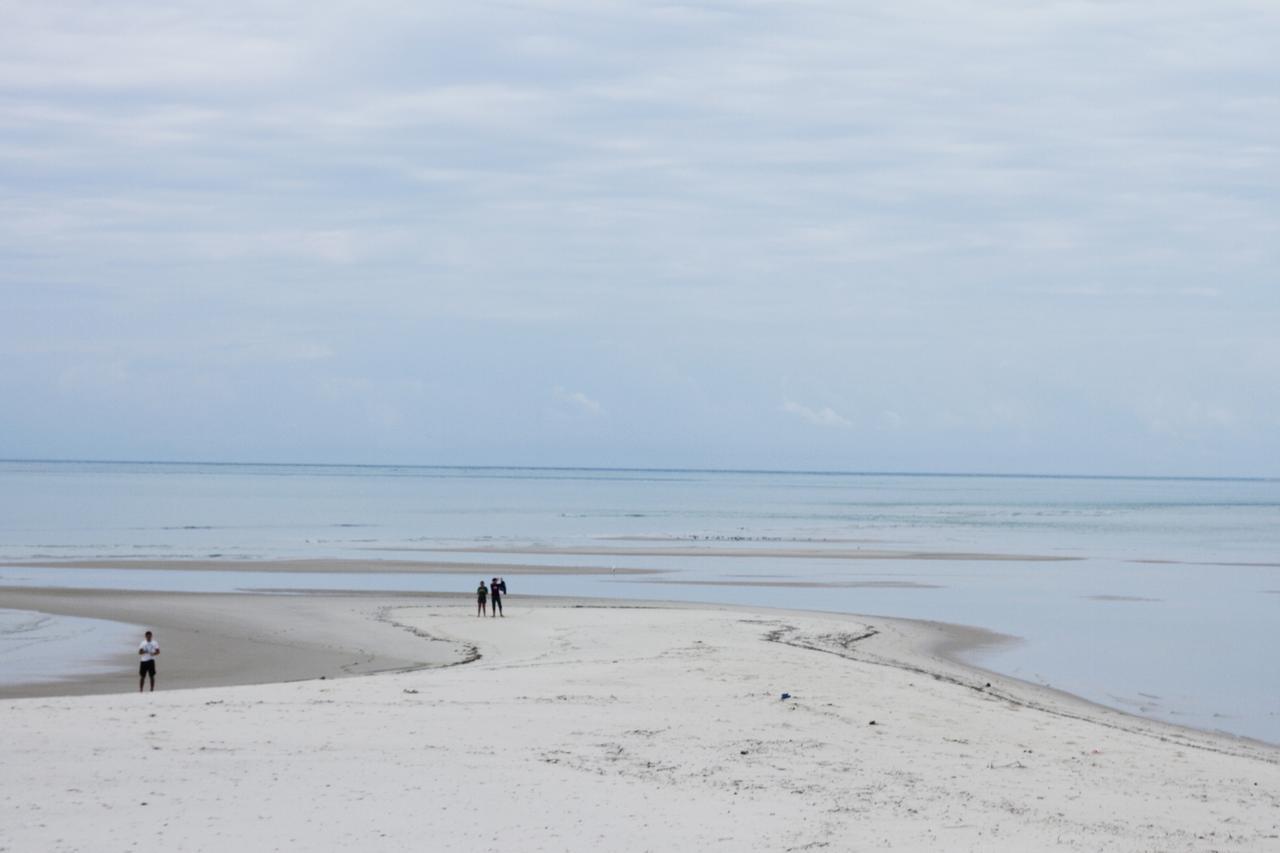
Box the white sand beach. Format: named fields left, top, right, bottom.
left=2, top=591, right=1277, bottom=852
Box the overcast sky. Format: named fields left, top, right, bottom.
left=2, top=1, right=1277, bottom=475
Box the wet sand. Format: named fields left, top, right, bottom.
left=0, top=588, right=472, bottom=699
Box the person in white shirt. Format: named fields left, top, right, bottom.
left=138, top=631, right=160, bottom=692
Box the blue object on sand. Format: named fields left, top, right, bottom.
left=780, top=692, right=791, bottom=700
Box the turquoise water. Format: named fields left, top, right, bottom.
left=1, top=460, right=1277, bottom=742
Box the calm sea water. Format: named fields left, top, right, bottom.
left=1, top=460, right=1277, bottom=742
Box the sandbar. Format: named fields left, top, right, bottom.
left=613, top=578, right=944, bottom=589
left=2, top=589, right=1277, bottom=852
left=1, top=557, right=661, bottom=575
left=368, top=544, right=1082, bottom=561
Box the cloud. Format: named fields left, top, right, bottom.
left=782, top=400, right=852, bottom=429
left=554, top=386, right=603, bottom=416
left=1135, top=397, right=1241, bottom=436
left=1, top=1, right=1278, bottom=473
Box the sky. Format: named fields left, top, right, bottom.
left=2, top=1, right=1278, bottom=476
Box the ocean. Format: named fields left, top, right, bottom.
left=1, top=459, right=1276, bottom=742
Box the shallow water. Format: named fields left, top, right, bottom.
left=1, top=460, right=1277, bottom=742
left=0, top=607, right=141, bottom=685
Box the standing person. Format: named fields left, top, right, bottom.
left=476, top=580, right=488, bottom=616
left=138, top=630, right=159, bottom=692
left=490, top=577, right=503, bottom=618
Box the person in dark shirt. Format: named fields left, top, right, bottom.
left=476, top=580, right=488, bottom=617
left=490, top=577, right=503, bottom=617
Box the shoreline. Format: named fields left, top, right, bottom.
left=2, top=585, right=1274, bottom=757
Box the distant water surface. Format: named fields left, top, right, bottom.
left=0, top=460, right=1276, bottom=742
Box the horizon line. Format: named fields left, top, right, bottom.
left=2, top=457, right=1274, bottom=483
